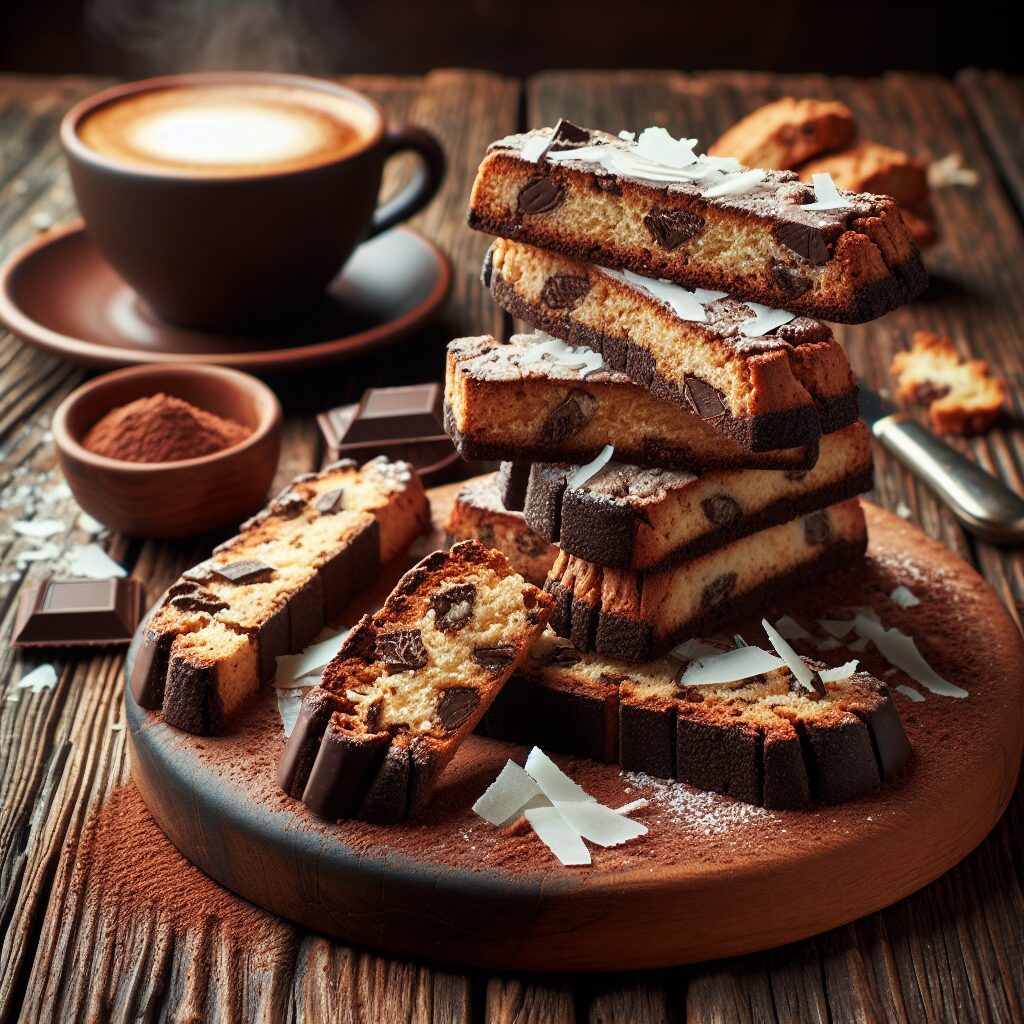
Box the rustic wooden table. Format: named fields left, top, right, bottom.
left=0, top=68, right=1022, bottom=1023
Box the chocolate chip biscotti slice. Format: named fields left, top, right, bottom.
left=278, top=541, right=555, bottom=823
left=547, top=498, right=867, bottom=662
left=445, top=335, right=819, bottom=469
left=469, top=120, right=926, bottom=323
left=487, top=239, right=858, bottom=445
left=708, top=97, right=857, bottom=170
left=520, top=421, right=872, bottom=572
left=444, top=472, right=557, bottom=586
left=131, top=458, right=429, bottom=735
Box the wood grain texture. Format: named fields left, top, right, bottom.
left=1, top=68, right=1023, bottom=1022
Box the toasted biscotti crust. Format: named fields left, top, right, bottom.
left=468, top=126, right=926, bottom=323
left=444, top=473, right=557, bottom=586
left=277, top=541, right=554, bottom=823
left=487, top=239, right=858, bottom=441
left=545, top=499, right=868, bottom=661
left=445, top=335, right=821, bottom=468
left=521, top=421, right=873, bottom=572
left=708, top=97, right=857, bottom=170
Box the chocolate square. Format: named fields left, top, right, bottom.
left=12, top=577, right=145, bottom=648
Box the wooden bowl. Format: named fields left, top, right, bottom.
left=53, top=364, right=281, bottom=538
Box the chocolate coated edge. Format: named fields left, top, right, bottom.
left=528, top=466, right=874, bottom=573
left=491, top=272, right=823, bottom=452
left=443, top=402, right=818, bottom=473
left=470, top=206, right=929, bottom=324
left=544, top=536, right=867, bottom=663
left=162, top=653, right=224, bottom=736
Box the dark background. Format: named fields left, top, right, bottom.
left=0, top=0, right=1015, bottom=77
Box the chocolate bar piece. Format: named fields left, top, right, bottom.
left=11, top=577, right=145, bottom=648
left=317, top=384, right=461, bottom=484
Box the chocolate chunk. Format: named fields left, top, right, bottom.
left=595, top=175, right=622, bottom=195
left=541, top=389, right=598, bottom=444
left=181, top=561, right=214, bottom=582
left=770, top=260, right=813, bottom=297
left=549, top=117, right=592, bottom=150
left=540, top=274, right=591, bottom=310
left=436, top=687, right=481, bottom=733
left=701, top=573, right=737, bottom=608
left=475, top=522, right=496, bottom=548
left=808, top=671, right=827, bottom=698
left=803, top=511, right=831, bottom=546
left=784, top=468, right=809, bottom=482
left=314, top=487, right=346, bottom=514
left=211, top=559, right=275, bottom=584
left=683, top=376, right=726, bottom=419
left=11, top=577, right=145, bottom=649
left=701, top=494, right=742, bottom=527
left=911, top=382, right=951, bottom=404
left=472, top=644, right=517, bottom=670
left=518, top=177, right=563, bottom=214
left=776, top=222, right=830, bottom=265
left=430, top=583, right=477, bottom=632
left=481, top=246, right=494, bottom=288
left=342, top=382, right=444, bottom=443
left=364, top=695, right=385, bottom=733
left=168, top=585, right=228, bottom=614
left=544, top=643, right=581, bottom=667
left=643, top=206, right=704, bottom=250
left=269, top=491, right=305, bottom=518
left=375, top=629, right=428, bottom=672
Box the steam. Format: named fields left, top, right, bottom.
left=87, top=0, right=358, bottom=75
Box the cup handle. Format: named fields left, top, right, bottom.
left=366, top=125, right=445, bottom=238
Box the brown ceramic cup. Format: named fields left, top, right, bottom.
left=61, top=72, right=445, bottom=331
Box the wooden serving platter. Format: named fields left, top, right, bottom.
left=125, top=488, right=1024, bottom=972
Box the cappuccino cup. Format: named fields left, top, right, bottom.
left=62, top=73, right=445, bottom=331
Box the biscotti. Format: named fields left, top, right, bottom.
left=468, top=120, right=926, bottom=323
left=708, top=98, right=857, bottom=171
left=130, top=458, right=430, bottom=734
left=518, top=421, right=873, bottom=572
left=444, top=472, right=557, bottom=585
left=486, top=239, right=859, bottom=446
left=445, top=334, right=820, bottom=469
left=277, top=541, right=555, bottom=823
left=799, top=141, right=929, bottom=208
left=546, top=498, right=868, bottom=661
left=891, top=331, right=1006, bottom=436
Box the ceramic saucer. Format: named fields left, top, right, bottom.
left=0, top=220, right=450, bottom=371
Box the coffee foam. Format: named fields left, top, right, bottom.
left=78, top=84, right=377, bottom=176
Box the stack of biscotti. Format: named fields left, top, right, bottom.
left=478, top=631, right=912, bottom=809
left=131, top=457, right=430, bottom=735
left=278, top=541, right=554, bottom=822
left=445, top=118, right=926, bottom=662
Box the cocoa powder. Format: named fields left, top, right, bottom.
left=82, top=393, right=250, bottom=463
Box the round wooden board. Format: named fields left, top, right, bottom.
left=126, top=491, right=1024, bottom=972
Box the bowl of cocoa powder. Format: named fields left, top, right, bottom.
left=53, top=363, right=281, bottom=537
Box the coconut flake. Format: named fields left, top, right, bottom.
left=523, top=805, right=591, bottom=865
left=889, top=585, right=920, bottom=609
left=16, top=543, right=60, bottom=565
left=472, top=760, right=545, bottom=825
left=741, top=302, right=795, bottom=337
left=524, top=746, right=595, bottom=804
left=520, top=135, right=550, bottom=162
left=519, top=335, right=604, bottom=375
left=818, top=618, right=856, bottom=638
left=553, top=800, right=647, bottom=847
left=816, top=637, right=843, bottom=651
left=274, top=628, right=349, bottom=688
left=819, top=660, right=859, bottom=682
left=775, top=615, right=814, bottom=642
left=12, top=519, right=65, bottom=539
left=927, top=153, right=978, bottom=188
left=803, top=172, right=851, bottom=210
left=702, top=168, right=766, bottom=198
left=762, top=618, right=816, bottom=691
left=634, top=126, right=699, bottom=168
left=17, top=664, right=58, bottom=692
left=65, top=544, right=126, bottom=578
left=896, top=684, right=926, bottom=702
left=667, top=638, right=723, bottom=662
left=567, top=446, right=614, bottom=490
left=852, top=614, right=968, bottom=698
left=680, top=645, right=784, bottom=686
left=615, top=798, right=649, bottom=816
left=846, top=637, right=870, bottom=652
left=607, top=268, right=708, bottom=322
left=276, top=688, right=306, bottom=737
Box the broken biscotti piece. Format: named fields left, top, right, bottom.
left=516, top=421, right=873, bottom=572
left=277, top=541, right=555, bottom=823
left=468, top=121, right=926, bottom=323
left=479, top=631, right=911, bottom=808
left=546, top=498, right=868, bottom=662
left=130, top=458, right=430, bottom=735
left=891, top=331, right=1006, bottom=436
left=444, top=472, right=557, bottom=586
left=708, top=97, right=857, bottom=171
left=486, top=239, right=859, bottom=447
left=445, top=335, right=819, bottom=469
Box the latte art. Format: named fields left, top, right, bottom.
left=78, top=84, right=376, bottom=176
